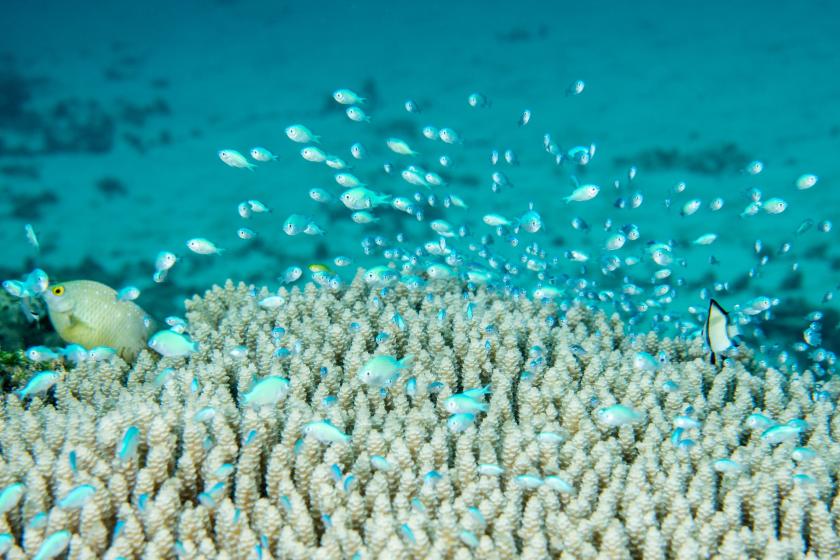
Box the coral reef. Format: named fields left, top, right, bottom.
left=0, top=274, right=838, bottom=559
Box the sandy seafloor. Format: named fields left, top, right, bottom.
left=0, top=0, right=839, bottom=352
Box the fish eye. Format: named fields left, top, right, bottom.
left=51, top=286, right=64, bottom=296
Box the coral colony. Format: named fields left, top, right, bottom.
left=0, top=276, right=837, bottom=558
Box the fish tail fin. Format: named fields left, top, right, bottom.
left=481, top=384, right=492, bottom=395
left=247, top=163, right=257, bottom=171
left=271, top=155, right=278, bottom=161
left=399, top=354, right=415, bottom=368
left=216, top=248, right=226, bottom=255
left=313, top=135, right=322, bottom=144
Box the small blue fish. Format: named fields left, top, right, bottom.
left=0, top=534, right=13, bottom=555
left=401, top=523, right=417, bottom=545
left=467, top=506, right=486, bottom=528
left=242, top=376, right=290, bottom=408
left=673, top=415, right=701, bottom=430
left=411, top=498, right=427, bottom=515
left=462, top=385, right=491, bottom=399
left=459, top=530, right=479, bottom=548
left=193, top=407, right=216, bottom=422
left=28, top=512, right=47, bottom=530
left=745, top=413, right=775, bottom=430
left=117, top=426, right=140, bottom=463
left=465, top=302, right=475, bottom=319
left=761, top=424, right=800, bottom=445
left=370, top=455, right=392, bottom=471
left=357, top=354, right=413, bottom=388
left=302, top=421, right=350, bottom=444
left=787, top=418, right=809, bottom=432
left=0, top=483, right=25, bottom=515
left=197, top=492, right=217, bottom=509
left=444, top=394, right=487, bottom=415
left=792, top=447, right=817, bottom=462
left=428, top=381, right=445, bottom=394
left=215, top=463, right=235, bottom=477
left=670, top=428, right=685, bottom=446
left=330, top=464, right=343, bottom=482
left=17, top=371, right=60, bottom=399
left=662, top=380, right=679, bottom=392
left=24, top=346, right=61, bottom=362
left=423, top=470, right=443, bottom=488
left=713, top=458, right=743, bottom=475
left=58, top=484, right=96, bottom=510
left=61, top=344, right=89, bottom=365
left=148, top=330, right=198, bottom=357
left=676, top=439, right=696, bottom=450
left=477, top=464, right=504, bottom=476
left=34, top=530, right=71, bottom=560
left=447, top=413, right=476, bottom=433
left=117, top=286, right=141, bottom=301
left=343, top=474, right=357, bottom=493
left=153, top=367, right=175, bottom=387
left=514, top=474, right=543, bottom=488
left=545, top=475, right=574, bottom=494
left=88, top=346, right=117, bottom=361
left=112, top=519, right=125, bottom=540
left=537, top=431, right=566, bottom=444
left=280, top=495, right=292, bottom=512
left=597, top=404, right=642, bottom=427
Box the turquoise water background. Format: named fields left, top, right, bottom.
left=1, top=0, right=838, bottom=353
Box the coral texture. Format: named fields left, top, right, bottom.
left=0, top=274, right=838, bottom=559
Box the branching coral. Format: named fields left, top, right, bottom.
left=0, top=273, right=838, bottom=559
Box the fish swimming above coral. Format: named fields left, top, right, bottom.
left=42, top=280, right=155, bottom=361
left=704, top=298, right=740, bottom=365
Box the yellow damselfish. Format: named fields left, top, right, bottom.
left=43, top=280, right=155, bottom=361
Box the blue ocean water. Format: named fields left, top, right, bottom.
left=1, top=0, right=838, bottom=355
left=2, top=2, right=840, bottom=558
